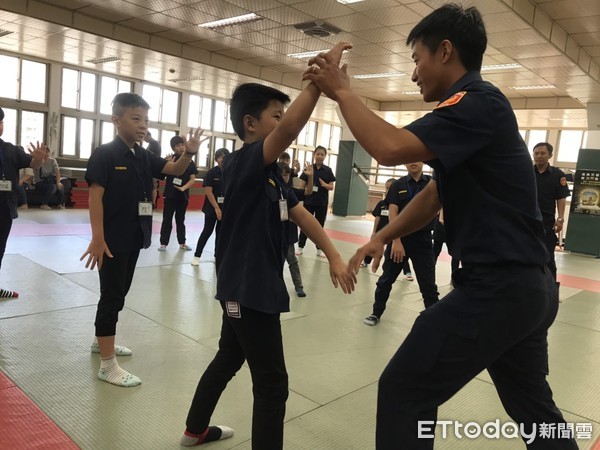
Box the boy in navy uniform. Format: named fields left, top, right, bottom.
left=181, top=43, right=355, bottom=449
left=305, top=4, right=576, bottom=449
left=0, top=106, right=46, bottom=298
left=533, top=142, right=570, bottom=280
left=361, top=178, right=393, bottom=268
left=158, top=135, right=198, bottom=251
left=363, top=164, right=439, bottom=326
left=80, top=93, right=204, bottom=387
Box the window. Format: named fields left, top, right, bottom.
left=142, top=84, right=179, bottom=125
left=0, top=107, right=17, bottom=143
left=20, top=111, right=45, bottom=148
left=61, top=68, right=97, bottom=111
left=188, top=95, right=213, bottom=130
left=213, top=100, right=228, bottom=133
left=0, top=55, right=47, bottom=103
left=557, top=130, right=585, bottom=163
left=297, top=121, right=317, bottom=147
left=61, top=116, right=95, bottom=158
left=100, top=121, right=115, bottom=144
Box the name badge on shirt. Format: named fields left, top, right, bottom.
left=381, top=210, right=389, bottom=216
left=173, top=177, right=183, bottom=186
left=226, top=301, right=241, bottom=318
left=217, top=196, right=224, bottom=204
left=312, top=185, right=319, bottom=192
left=279, top=199, right=289, bottom=221
left=138, top=201, right=153, bottom=216
left=0, top=180, right=12, bottom=192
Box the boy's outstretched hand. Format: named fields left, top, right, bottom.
left=302, top=42, right=352, bottom=101
left=349, top=238, right=385, bottom=274
left=182, top=128, right=209, bottom=155
left=329, top=256, right=356, bottom=294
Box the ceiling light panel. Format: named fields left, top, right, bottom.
left=352, top=72, right=406, bottom=79
left=198, top=13, right=263, bottom=30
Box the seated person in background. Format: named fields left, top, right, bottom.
left=33, top=147, right=64, bottom=210
left=17, top=168, right=33, bottom=209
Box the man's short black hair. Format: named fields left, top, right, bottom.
left=112, top=93, right=150, bottom=117
left=230, top=83, right=290, bottom=140
left=0, top=106, right=4, bottom=121
left=406, top=3, right=487, bottom=72
left=533, top=142, right=553, bottom=155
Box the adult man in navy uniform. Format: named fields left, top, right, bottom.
left=363, top=162, right=438, bottom=326
left=533, top=142, right=570, bottom=280
left=304, top=3, right=576, bottom=449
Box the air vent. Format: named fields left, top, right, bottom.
left=86, top=56, right=122, bottom=64
left=0, top=29, right=14, bottom=38
left=168, top=76, right=204, bottom=83
left=293, top=20, right=342, bottom=38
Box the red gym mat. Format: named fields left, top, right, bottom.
left=0, top=371, right=79, bottom=449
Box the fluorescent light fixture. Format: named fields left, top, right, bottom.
left=401, top=91, right=421, bottom=95
left=198, top=13, right=262, bottom=30
left=509, top=84, right=556, bottom=90
left=481, top=63, right=522, bottom=71
left=287, top=49, right=350, bottom=59
left=352, top=72, right=406, bottom=79
left=337, top=0, right=366, bottom=4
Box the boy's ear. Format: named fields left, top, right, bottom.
left=243, top=114, right=255, bottom=133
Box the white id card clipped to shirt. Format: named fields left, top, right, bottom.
left=279, top=199, right=289, bottom=221
left=217, top=196, right=224, bottom=204
left=0, top=180, right=12, bottom=192
left=173, top=177, right=183, bottom=186
left=138, top=201, right=153, bottom=216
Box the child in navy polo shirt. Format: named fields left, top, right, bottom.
left=80, top=93, right=205, bottom=388
left=180, top=43, right=355, bottom=449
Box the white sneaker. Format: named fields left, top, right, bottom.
left=405, top=272, right=414, bottom=281
left=191, top=257, right=200, bottom=266
left=316, top=249, right=325, bottom=258
left=295, top=247, right=303, bottom=256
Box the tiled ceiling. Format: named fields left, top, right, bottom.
left=0, top=0, right=598, bottom=128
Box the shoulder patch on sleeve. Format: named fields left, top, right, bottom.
left=560, top=177, right=567, bottom=186
left=435, top=91, right=467, bottom=109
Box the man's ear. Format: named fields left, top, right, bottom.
left=439, top=40, right=453, bottom=63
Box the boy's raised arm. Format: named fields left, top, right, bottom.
left=263, top=42, right=352, bottom=165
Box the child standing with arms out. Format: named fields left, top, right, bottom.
left=80, top=93, right=204, bottom=387
left=361, top=178, right=395, bottom=268
left=158, top=135, right=198, bottom=251
left=181, top=43, right=354, bottom=449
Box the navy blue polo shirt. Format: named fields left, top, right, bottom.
left=85, top=136, right=167, bottom=252
left=163, top=155, right=197, bottom=200
left=0, top=139, right=32, bottom=219
left=535, top=165, right=570, bottom=225
left=404, top=71, right=547, bottom=266
left=202, top=165, right=223, bottom=215
left=372, top=199, right=390, bottom=232
left=216, top=141, right=299, bottom=314
left=300, top=163, right=335, bottom=206
left=387, top=175, right=433, bottom=237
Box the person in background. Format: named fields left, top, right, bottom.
left=144, top=131, right=162, bottom=208
left=158, top=135, right=198, bottom=251
left=191, top=148, right=229, bottom=266
left=0, top=106, right=46, bottom=299
left=432, top=209, right=460, bottom=274
left=17, top=167, right=33, bottom=209
left=32, top=147, right=65, bottom=210
left=278, top=151, right=301, bottom=179
left=361, top=178, right=394, bottom=269
left=533, top=142, right=570, bottom=281
left=296, top=146, right=336, bottom=257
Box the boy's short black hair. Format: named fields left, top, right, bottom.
left=315, top=145, right=327, bottom=155
left=0, top=106, right=4, bottom=121
left=230, top=83, right=290, bottom=140
left=214, top=148, right=230, bottom=160
left=170, top=135, right=184, bottom=149
left=279, top=152, right=291, bottom=161
left=406, top=3, right=487, bottom=72
left=277, top=161, right=291, bottom=175
left=533, top=142, right=553, bottom=155
left=112, top=93, right=150, bottom=117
